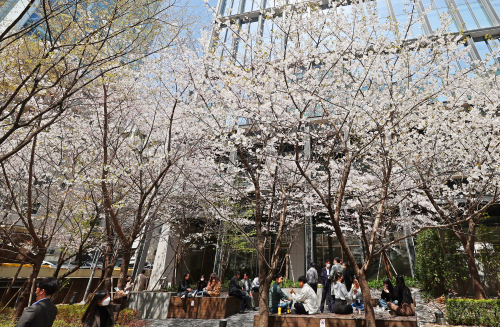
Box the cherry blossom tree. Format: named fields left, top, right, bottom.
left=185, top=0, right=496, bottom=324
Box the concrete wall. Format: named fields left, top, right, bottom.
left=127, top=291, right=175, bottom=319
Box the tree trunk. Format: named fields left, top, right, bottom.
left=12, top=252, right=44, bottom=320
left=463, top=241, right=486, bottom=299
left=358, top=272, right=375, bottom=325
left=103, top=241, right=115, bottom=292
left=257, top=245, right=270, bottom=327
left=117, top=247, right=132, bottom=290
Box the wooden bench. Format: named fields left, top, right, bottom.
left=167, top=293, right=241, bottom=319
left=254, top=314, right=417, bottom=327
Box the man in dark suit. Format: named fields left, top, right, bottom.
left=16, top=277, right=59, bottom=327
left=319, top=259, right=332, bottom=313
left=229, top=271, right=247, bottom=314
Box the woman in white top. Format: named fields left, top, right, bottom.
left=333, top=271, right=353, bottom=314
left=348, top=277, right=364, bottom=311
left=290, top=276, right=319, bottom=314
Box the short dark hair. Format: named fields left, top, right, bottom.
left=243, top=272, right=249, bottom=277
left=274, top=273, right=283, bottom=281
left=127, top=275, right=131, bottom=279
left=310, top=262, right=315, bottom=268
left=334, top=257, right=341, bottom=264
left=142, top=270, right=146, bottom=274
left=183, top=273, right=189, bottom=278
left=298, top=276, right=307, bottom=283
left=235, top=271, right=240, bottom=276
left=325, top=259, right=331, bottom=263
left=37, top=277, right=59, bottom=296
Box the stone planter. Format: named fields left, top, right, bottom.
left=127, top=291, right=176, bottom=319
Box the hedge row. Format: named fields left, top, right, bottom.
left=446, top=299, right=500, bottom=327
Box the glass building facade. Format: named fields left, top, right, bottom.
left=214, top=0, right=500, bottom=66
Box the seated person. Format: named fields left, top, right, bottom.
left=177, top=273, right=193, bottom=298
left=269, top=273, right=293, bottom=314
left=241, top=272, right=257, bottom=310
left=229, top=271, right=248, bottom=314
left=332, top=271, right=353, bottom=314
left=379, top=278, right=396, bottom=309
left=203, top=273, right=221, bottom=297
left=189, top=275, right=207, bottom=297
left=348, top=277, right=364, bottom=311
left=252, top=276, right=259, bottom=293
left=388, top=276, right=415, bottom=316
left=290, top=276, right=319, bottom=315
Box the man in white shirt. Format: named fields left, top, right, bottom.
left=289, top=276, right=319, bottom=315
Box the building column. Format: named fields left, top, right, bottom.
left=149, top=224, right=177, bottom=290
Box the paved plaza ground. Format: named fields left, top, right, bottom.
left=146, top=311, right=258, bottom=327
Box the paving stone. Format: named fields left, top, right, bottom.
left=144, top=311, right=258, bottom=327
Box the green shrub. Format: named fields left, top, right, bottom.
left=0, top=305, right=144, bottom=327
left=446, top=299, right=500, bottom=326
left=415, top=229, right=468, bottom=296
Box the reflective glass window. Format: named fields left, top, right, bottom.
left=458, top=5, right=479, bottom=28
left=377, top=0, right=390, bottom=20
left=475, top=40, right=496, bottom=66
left=231, top=0, right=240, bottom=15
left=491, top=0, right=500, bottom=15
left=468, top=1, right=492, bottom=27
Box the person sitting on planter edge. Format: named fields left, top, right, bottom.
left=332, top=271, right=353, bottom=314
left=379, top=278, right=396, bottom=309
left=269, top=273, right=293, bottom=314
left=349, top=277, right=364, bottom=311
left=387, top=276, right=415, bottom=316
left=203, top=272, right=221, bottom=297
left=229, top=271, right=248, bottom=314
left=290, top=276, right=319, bottom=315
left=177, top=273, right=193, bottom=298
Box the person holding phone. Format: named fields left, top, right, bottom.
left=348, top=277, right=364, bottom=311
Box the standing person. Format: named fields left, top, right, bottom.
left=124, top=276, right=133, bottom=293
left=306, top=262, right=318, bottom=293
left=82, top=289, right=126, bottom=327
left=229, top=271, right=248, bottom=314
left=251, top=276, right=259, bottom=293
left=269, top=274, right=293, bottom=314
left=16, top=278, right=59, bottom=327
left=342, top=262, right=353, bottom=291
left=388, top=276, right=415, bottom=316
left=319, top=260, right=332, bottom=313
left=379, top=278, right=395, bottom=309
left=349, top=277, right=364, bottom=312
left=133, top=270, right=148, bottom=292
left=290, top=276, right=319, bottom=315
left=241, top=272, right=258, bottom=310
left=329, top=257, right=345, bottom=312
left=332, top=272, right=353, bottom=314
left=203, top=273, right=221, bottom=297
left=177, top=273, right=193, bottom=298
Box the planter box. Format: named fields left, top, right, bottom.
left=127, top=291, right=175, bottom=319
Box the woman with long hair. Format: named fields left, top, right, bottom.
left=203, top=272, right=221, bottom=297
left=378, top=278, right=395, bottom=309
left=387, top=275, right=415, bottom=316
left=82, top=289, right=125, bottom=327
left=332, top=271, right=353, bottom=314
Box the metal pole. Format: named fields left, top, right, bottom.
left=81, top=250, right=100, bottom=304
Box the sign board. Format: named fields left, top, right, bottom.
left=320, top=318, right=326, bottom=327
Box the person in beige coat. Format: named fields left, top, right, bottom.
left=133, top=270, right=148, bottom=291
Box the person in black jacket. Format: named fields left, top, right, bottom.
left=190, top=275, right=207, bottom=297
left=319, top=259, right=332, bottom=313
left=229, top=271, right=248, bottom=313
left=342, top=262, right=353, bottom=292
left=82, top=289, right=127, bottom=327
left=177, top=273, right=193, bottom=298
left=378, top=278, right=395, bottom=309
left=16, top=278, right=59, bottom=327
left=387, top=276, right=415, bottom=316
